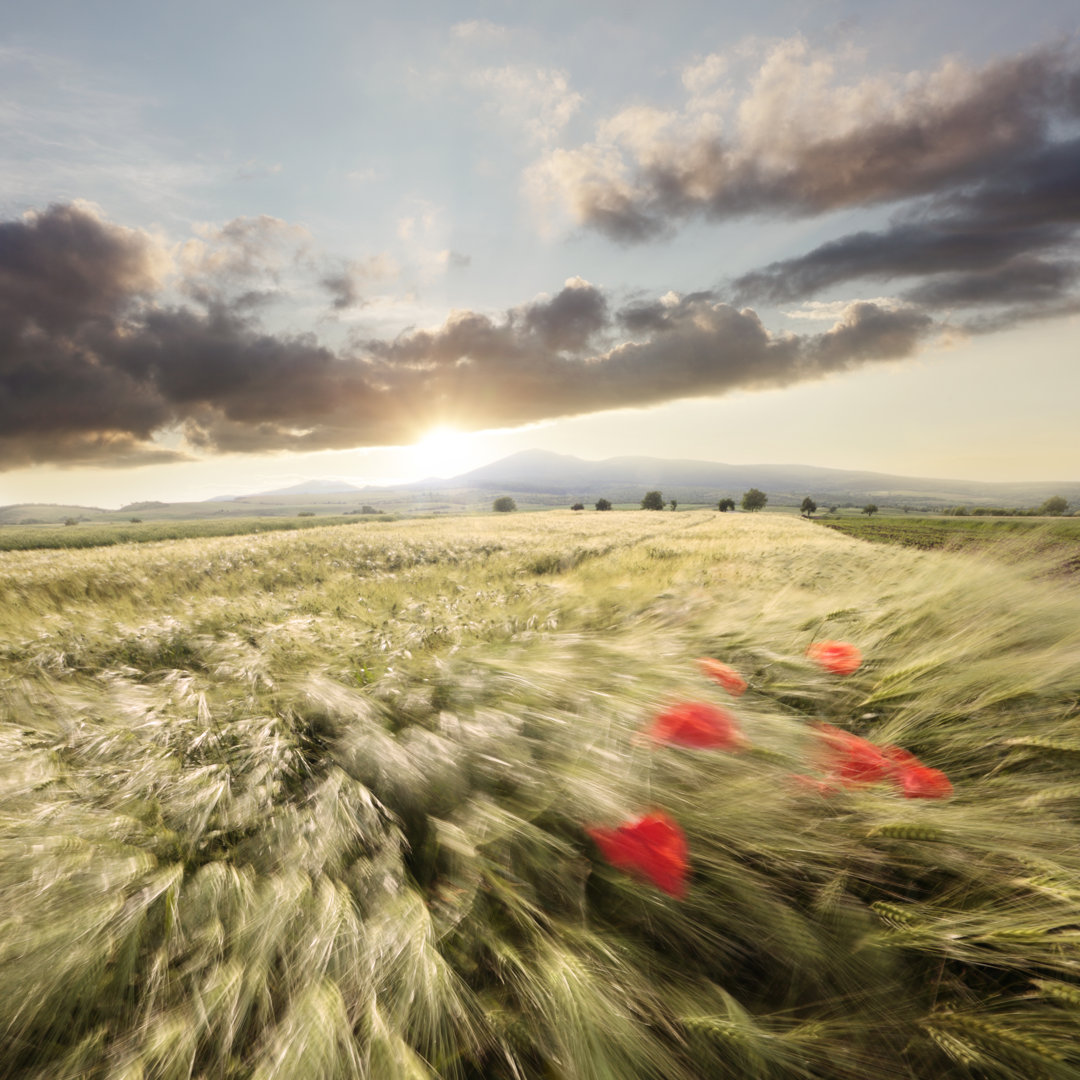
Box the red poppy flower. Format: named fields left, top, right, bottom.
left=646, top=701, right=746, bottom=750
left=696, top=658, right=748, bottom=696
left=587, top=813, right=689, bottom=897
left=811, top=729, right=954, bottom=798
left=883, top=746, right=953, bottom=799
left=806, top=640, right=862, bottom=675
left=816, top=723, right=894, bottom=784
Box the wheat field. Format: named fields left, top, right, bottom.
left=2, top=510, right=1080, bottom=1079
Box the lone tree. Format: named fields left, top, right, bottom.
left=493, top=496, right=517, bottom=513
left=595, top=498, right=613, bottom=511
left=641, top=490, right=665, bottom=511
left=1040, top=495, right=1069, bottom=516
left=742, top=488, right=767, bottom=512
left=800, top=496, right=817, bottom=518
left=863, top=503, right=879, bottom=516
left=669, top=499, right=678, bottom=511
left=570, top=503, right=585, bottom=511
left=717, top=498, right=735, bottom=512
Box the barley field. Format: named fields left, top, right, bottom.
left=3, top=510, right=1080, bottom=1079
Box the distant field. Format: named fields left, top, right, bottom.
left=0, top=513, right=394, bottom=551
left=3, top=511, right=1080, bottom=1078
left=819, top=514, right=1080, bottom=569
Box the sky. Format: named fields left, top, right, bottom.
left=1, top=0, right=1078, bottom=507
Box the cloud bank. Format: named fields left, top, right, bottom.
left=731, top=136, right=1080, bottom=329
left=6, top=38, right=1078, bottom=471
left=0, top=204, right=932, bottom=468
left=531, top=40, right=1080, bottom=242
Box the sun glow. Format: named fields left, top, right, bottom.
left=409, top=425, right=478, bottom=478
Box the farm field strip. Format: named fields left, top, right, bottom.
left=820, top=515, right=1080, bottom=567
left=0, top=512, right=397, bottom=552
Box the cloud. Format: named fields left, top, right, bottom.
left=451, top=19, right=513, bottom=44
left=466, top=64, right=582, bottom=145
left=0, top=204, right=938, bottom=469
left=234, top=160, right=284, bottom=181
left=730, top=136, right=1080, bottom=326
left=320, top=254, right=398, bottom=310
left=176, top=215, right=312, bottom=302
left=530, top=40, right=1079, bottom=241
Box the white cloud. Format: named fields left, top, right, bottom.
left=467, top=64, right=583, bottom=145
left=783, top=297, right=906, bottom=320
left=451, top=19, right=513, bottom=44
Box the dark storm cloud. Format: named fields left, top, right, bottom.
left=0, top=201, right=164, bottom=331
left=520, top=278, right=610, bottom=350
left=731, top=138, right=1080, bottom=317
left=550, top=44, right=1079, bottom=243
left=903, top=259, right=1080, bottom=309
left=617, top=292, right=717, bottom=333
left=0, top=204, right=937, bottom=469
left=361, top=294, right=931, bottom=430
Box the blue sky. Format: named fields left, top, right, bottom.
left=1, top=1, right=1078, bottom=505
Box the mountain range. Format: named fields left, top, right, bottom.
left=3, top=451, right=1076, bottom=524
left=253, top=450, right=1079, bottom=509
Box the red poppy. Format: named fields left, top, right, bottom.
left=883, top=746, right=953, bottom=799
left=811, top=728, right=953, bottom=798
left=816, top=723, right=894, bottom=784
left=646, top=701, right=746, bottom=750
left=587, top=813, right=689, bottom=897
left=806, top=640, right=862, bottom=675
left=696, top=658, right=748, bottom=696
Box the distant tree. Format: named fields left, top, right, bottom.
left=741, top=488, right=767, bottom=512
left=493, top=496, right=517, bottom=513
left=863, top=504, right=879, bottom=517
left=571, top=502, right=585, bottom=511
left=827, top=506, right=838, bottom=515
left=595, top=498, right=613, bottom=511
left=669, top=499, right=678, bottom=511
left=63, top=517, right=78, bottom=526
left=717, top=498, right=736, bottom=512
left=129, top=517, right=142, bottom=524
left=1040, top=495, right=1069, bottom=516
left=800, top=496, right=817, bottom=518
left=298, top=511, right=315, bottom=517
left=641, top=491, right=664, bottom=511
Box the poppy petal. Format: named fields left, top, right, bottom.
left=696, top=658, right=748, bottom=696
left=816, top=723, right=894, bottom=784
left=646, top=701, right=746, bottom=750
left=587, top=813, right=689, bottom=898
left=806, top=640, right=862, bottom=675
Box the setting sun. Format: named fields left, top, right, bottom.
left=409, top=426, right=478, bottom=479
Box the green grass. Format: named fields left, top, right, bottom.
left=2, top=510, right=1080, bottom=1078
left=818, top=515, right=1080, bottom=573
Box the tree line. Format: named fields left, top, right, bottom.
left=494, top=493, right=1072, bottom=516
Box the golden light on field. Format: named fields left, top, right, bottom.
left=409, top=425, right=478, bottom=478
